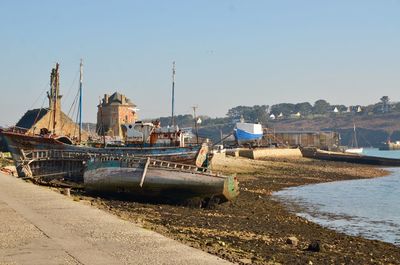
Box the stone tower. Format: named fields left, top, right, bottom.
left=97, top=92, right=138, bottom=138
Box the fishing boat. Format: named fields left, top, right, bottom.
left=84, top=156, right=239, bottom=203
left=344, top=147, right=363, bottom=154
left=233, top=119, right=263, bottom=146
left=1, top=126, right=208, bottom=180
left=300, top=146, right=400, bottom=166
left=344, top=124, right=363, bottom=154
left=121, top=120, right=188, bottom=147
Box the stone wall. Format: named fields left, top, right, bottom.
left=239, top=148, right=302, bottom=160
left=97, top=105, right=137, bottom=138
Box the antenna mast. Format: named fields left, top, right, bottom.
left=78, top=59, right=83, bottom=143
left=171, top=61, right=176, bottom=127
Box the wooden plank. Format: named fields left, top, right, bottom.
left=139, top=157, right=151, bottom=188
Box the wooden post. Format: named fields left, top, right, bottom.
left=139, top=157, right=150, bottom=187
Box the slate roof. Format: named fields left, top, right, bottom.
left=16, top=108, right=49, bottom=129
left=106, top=92, right=136, bottom=106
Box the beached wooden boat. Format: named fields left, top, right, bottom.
left=300, top=147, right=400, bottom=166
left=84, top=156, right=239, bottom=203
left=1, top=130, right=209, bottom=179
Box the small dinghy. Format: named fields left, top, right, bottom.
left=84, top=156, right=239, bottom=203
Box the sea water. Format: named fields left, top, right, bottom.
left=274, top=149, right=400, bottom=246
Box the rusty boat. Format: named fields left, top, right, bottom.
left=1, top=128, right=209, bottom=180
left=84, top=156, right=239, bottom=203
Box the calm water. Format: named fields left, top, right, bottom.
left=362, top=148, right=400, bottom=159
left=274, top=149, right=400, bottom=246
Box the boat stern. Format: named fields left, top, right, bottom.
left=222, top=174, right=240, bottom=201
left=195, top=144, right=210, bottom=167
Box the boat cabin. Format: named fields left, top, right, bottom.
left=122, top=121, right=185, bottom=147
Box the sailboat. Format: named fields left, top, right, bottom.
left=344, top=124, right=363, bottom=154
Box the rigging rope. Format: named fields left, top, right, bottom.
left=60, top=88, right=80, bottom=133
left=63, top=69, right=79, bottom=105
left=32, top=96, right=48, bottom=132
left=28, top=80, right=49, bottom=111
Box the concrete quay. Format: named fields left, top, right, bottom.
left=0, top=172, right=232, bottom=265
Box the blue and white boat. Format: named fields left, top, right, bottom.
left=234, top=122, right=263, bottom=145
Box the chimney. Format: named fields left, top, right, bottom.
left=104, top=94, right=109, bottom=104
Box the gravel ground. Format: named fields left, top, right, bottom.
left=73, top=156, right=400, bottom=264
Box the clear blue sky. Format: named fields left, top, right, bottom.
left=1, top=0, right=399, bottom=125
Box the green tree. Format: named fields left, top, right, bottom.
left=270, top=103, right=296, bottom=116
left=294, top=102, right=313, bottom=115
left=226, top=105, right=269, bottom=124
left=380, top=96, right=390, bottom=113
left=313, top=99, right=331, bottom=114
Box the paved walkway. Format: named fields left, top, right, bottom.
left=0, top=173, right=232, bottom=265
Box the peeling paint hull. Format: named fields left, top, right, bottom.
left=84, top=159, right=239, bottom=202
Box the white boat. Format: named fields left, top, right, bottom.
left=233, top=121, right=263, bottom=145
left=344, top=147, right=363, bottom=154
left=345, top=123, right=363, bottom=154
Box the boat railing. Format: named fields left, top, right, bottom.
left=19, top=149, right=222, bottom=177
left=22, top=149, right=98, bottom=161
left=95, top=155, right=219, bottom=177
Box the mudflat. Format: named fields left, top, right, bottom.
left=76, top=156, right=400, bottom=264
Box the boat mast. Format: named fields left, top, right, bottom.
left=79, top=59, right=83, bottom=143
left=171, top=61, right=176, bottom=127
left=99, top=98, right=106, bottom=147
left=50, top=63, right=60, bottom=134
left=353, top=123, right=358, bottom=148
left=192, top=105, right=199, bottom=144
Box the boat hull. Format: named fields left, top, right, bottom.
left=344, top=148, right=363, bottom=154
left=84, top=159, right=239, bottom=202
left=301, top=147, right=400, bottom=166
left=234, top=128, right=263, bottom=145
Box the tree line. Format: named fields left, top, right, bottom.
left=153, top=96, right=399, bottom=128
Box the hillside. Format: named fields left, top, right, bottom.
left=264, top=113, right=400, bottom=147
left=269, top=113, right=400, bottom=133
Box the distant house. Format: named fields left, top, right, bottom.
left=269, top=114, right=276, bottom=120
left=97, top=92, right=138, bottom=138
left=290, top=112, right=301, bottom=118
left=333, top=107, right=339, bottom=113
left=346, top=105, right=363, bottom=113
